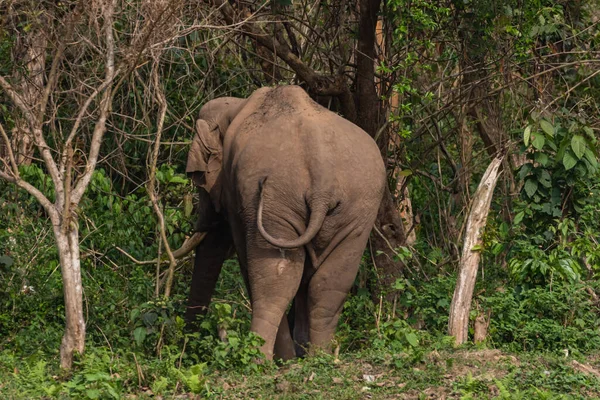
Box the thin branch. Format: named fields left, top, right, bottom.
left=115, top=232, right=206, bottom=266
left=71, top=0, right=117, bottom=205
left=39, top=42, right=67, bottom=126
left=0, top=76, right=62, bottom=190
left=0, top=123, right=19, bottom=174
left=62, top=66, right=122, bottom=158
left=146, top=62, right=178, bottom=297
left=209, top=0, right=353, bottom=99
left=0, top=166, right=58, bottom=224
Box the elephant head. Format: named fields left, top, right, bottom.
left=186, top=97, right=246, bottom=212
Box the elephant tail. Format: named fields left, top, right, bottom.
left=257, top=177, right=329, bottom=249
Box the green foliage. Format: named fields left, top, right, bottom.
left=2, top=0, right=600, bottom=397
left=184, top=302, right=266, bottom=371
left=509, top=112, right=599, bottom=285
left=480, top=281, right=600, bottom=353
left=399, top=276, right=455, bottom=334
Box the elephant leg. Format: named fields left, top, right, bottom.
left=307, top=229, right=371, bottom=353
left=184, top=221, right=233, bottom=328
left=247, top=245, right=305, bottom=361
left=226, top=213, right=296, bottom=360
left=292, top=279, right=310, bottom=357
left=274, top=314, right=296, bottom=361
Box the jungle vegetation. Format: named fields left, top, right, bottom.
left=2, top=0, right=600, bottom=397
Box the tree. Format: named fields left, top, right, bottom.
left=0, top=0, right=197, bottom=368
left=0, top=1, right=117, bottom=368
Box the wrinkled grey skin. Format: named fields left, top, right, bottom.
left=185, top=85, right=385, bottom=360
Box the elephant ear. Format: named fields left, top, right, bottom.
left=186, top=119, right=224, bottom=212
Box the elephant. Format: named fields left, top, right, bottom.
left=184, top=85, right=386, bottom=361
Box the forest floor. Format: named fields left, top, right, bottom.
left=3, top=339, right=600, bottom=399
left=173, top=348, right=600, bottom=399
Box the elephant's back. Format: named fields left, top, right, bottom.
left=226, top=85, right=385, bottom=212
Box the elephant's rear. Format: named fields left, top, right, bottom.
left=219, top=85, right=387, bottom=360
left=306, top=112, right=386, bottom=258
left=229, top=85, right=386, bottom=252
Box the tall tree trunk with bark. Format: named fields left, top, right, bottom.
left=54, top=223, right=86, bottom=369
left=355, top=0, right=408, bottom=299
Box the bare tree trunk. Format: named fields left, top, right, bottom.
left=355, top=0, right=382, bottom=137
left=372, top=189, right=407, bottom=298
left=448, top=156, right=503, bottom=345
left=355, top=0, right=408, bottom=298
left=458, top=107, right=473, bottom=204
left=54, top=224, right=86, bottom=369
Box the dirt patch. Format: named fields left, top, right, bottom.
left=571, top=360, right=600, bottom=378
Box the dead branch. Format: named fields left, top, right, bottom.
left=448, top=155, right=503, bottom=345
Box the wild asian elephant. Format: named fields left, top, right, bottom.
left=184, top=85, right=385, bottom=361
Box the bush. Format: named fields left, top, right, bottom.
left=481, top=281, right=600, bottom=353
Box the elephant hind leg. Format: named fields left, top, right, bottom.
left=185, top=221, right=233, bottom=329
left=274, top=314, right=296, bottom=361
left=291, top=267, right=311, bottom=357
left=307, top=228, right=371, bottom=353
left=247, top=245, right=305, bottom=361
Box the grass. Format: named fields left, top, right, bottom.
left=3, top=341, right=600, bottom=399
left=201, top=348, right=600, bottom=399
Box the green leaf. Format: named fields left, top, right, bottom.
left=513, top=211, right=525, bottom=225
left=571, top=135, right=587, bottom=159
left=563, top=151, right=577, bottom=170
left=535, top=152, right=549, bottom=166
left=133, top=327, right=147, bottom=346
left=540, top=120, right=554, bottom=137
left=532, top=134, right=545, bottom=150
left=0, top=255, right=14, bottom=267
left=518, top=163, right=532, bottom=181
left=523, top=125, right=531, bottom=146
left=398, top=169, right=413, bottom=177
left=130, top=308, right=140, bottom=322
left=170, top=176, right=188, bottom=184
left=524, top=178, right=538, bottom=197
left=405, top=332, right=419, bottom=347
left=585, top=148, right=598, bottom=168
left=538, top=170, right=551, bottom=188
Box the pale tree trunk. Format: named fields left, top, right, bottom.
left=0, top=0, right=116, bottom=369
left=53, top=223, right=86, bottom=369
left=448, top=156, right=503, bottom=345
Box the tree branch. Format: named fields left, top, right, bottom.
left=0, top=74, right=64, bottom=193
left=146, top=63, right=177, bottom=298
left=0, top=122, right=19, bottom=174
left=209, top=0, right=356, bottom=118
left=71, top=0, right=117, bottom=205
